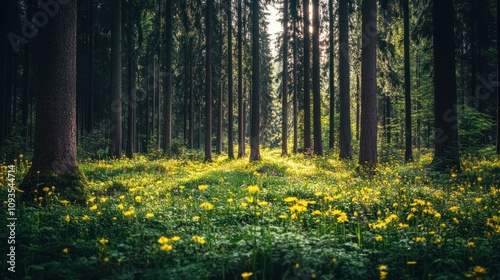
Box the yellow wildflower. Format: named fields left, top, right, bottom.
left=99, top=238, right=109, bottom=245
left=200, top=202, right=214, bottom=210
left=247, top=185, right=260, bottom=193
left=241, top=272, right=253, bottom=280
left=192, top=235, right=206, bottom=245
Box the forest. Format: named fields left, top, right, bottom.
left=1, top=0, right=500, bottom=279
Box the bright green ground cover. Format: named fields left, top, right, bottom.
left=1, top=149, right=500, bottom=279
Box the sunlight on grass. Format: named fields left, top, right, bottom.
left=1, top=150, right=499, bottom=279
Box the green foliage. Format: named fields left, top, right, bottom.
left=459, top=106, right=495, bottom=150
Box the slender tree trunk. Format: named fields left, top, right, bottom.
left=163, top=0, right=173, bottom=153
left=126, top=0, right=136, bottom=159
left=217, top=20, right=223, bottom=154
left=356, top=74, right=360, bottom=141
left=312, top=0, right=322, bottom=155
left=110, top=0, right=123, bottom=158
left=359, top=0, right=378, bottom=166
left=432, top=0, right=460, bottom=169
left=189, top=57, right=195, bottom=149
left=228, top=0, right=235, bottom=159
left=303, top=0, right=312, bottom=151
left=85, top=0, right=95, bottom=136
left=282, top=0, right=289, bottom=156
left=293, top=16, right=299, bottom=154
left=250, top=0, right=260, bottom=161
left=21, top=41, right=31, bottom=149
left=328, top=0, right=335, bottom=150
left=237, top=0, right=245, bottom=158
left=339, top=0, right=352, bottom=159
left=0, top=0, right=11, bottom=151
left=404, top=0, right=413, bottom=162
left=497, top=0, right=499, bottom=154
left=205, top=0, right=213, bottom=161
left=386, top=95, right=391, bottom=145
left=21, top=0, right=87, bottom=203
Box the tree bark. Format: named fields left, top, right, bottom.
left=432, top=0, right=460, bottom=170
left=217, top=20, right=223, bottom=154
left=303, top=0, right=312, bottom=151
left=110, top=0, right=123, bottom=158
left=126, top=0, right=136, bottom=159
left=497, top=0, right=499, bottom=154
left=404, top=0, right=413, bottom=162
left=205, top=0, right=213, bottom=161
left=228, top=0, right=235, bottom=159
left=359, top=0, right=378, bottom=166
left=282, top=0, right=289, bottom=157
left=164, top=0, right=173, bottom=153
left=328, top=0, right=335, bottom=150
left=237, top=0, right=245, bottom=158
left=21, top=0, right=87, bottom=203
left=250, top=0, right=260, bottom=161
left=312, top=0, right=323, bottom=155
left=339, top=0, right=352, bottom=159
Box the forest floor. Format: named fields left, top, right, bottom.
left=2, top=148, right=500, bottom=279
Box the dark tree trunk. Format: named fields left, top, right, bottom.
left=126, top=0, right=136, bottom=159
left=432, top=0, right=460, bottom=169
left=249, top=0, right=260, bottom=161
left=228, top=0, right=235, bottom=159
left=164, top=0, right=173, bottom=153
left=293, top=15, right=298, bottom=154
left=205, top=0, right=213, bottom=161
left=356, top=74, right=360, bottom=141
left=303, top=0, right=312, bottom=151
left=497, top=0, right=499, bottom=154
left=386, top=95, right=391, bottom=145
left=0, top=0, right=11, bottom=151
left=404, top=0, right=413, bottom=162
left=359, top=0, right=378, bottom=166
left=237, top=0, right=245, bottom=158
left=85, top=0, right=95, bottom=136
left=21, top=0, right=87, bottom=203
left=339, top=0, right=352, bottom=159
left=312, top=0, right=322, bottom=155
left=328, top=0, right=335, bottom=150
left=217, top=20, right=223, bottom=154
left=21, top=41, right=31, bottom=149
left=110, top=0, right=123, bottom=158
left=282, top=0, right=289, bottom=157
left=189, top=46, right=195, bottom=149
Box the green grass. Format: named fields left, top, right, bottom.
left=1, top=149, right=500, bottom=279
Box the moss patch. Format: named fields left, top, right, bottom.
left=20, top=168, right=89, bottom=205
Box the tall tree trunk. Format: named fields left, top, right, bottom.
left=205, top=0, right=213, bottom=161
left=250, top=0, right=260, bottom=161
left=359, top=0, right=377, bottom=166
left=356, top=74, right=360, bottom=141
left=228, top=0, right=235, bottom=159
left=189, top=57, right=195, bottom=149
left=404, top=0, right=413, bottom=162
left=85, top=0, right=95, bottom=136
left=282, top=0, right=289, bottom=157
left=328, top=0, right=335, bottom=150
left=237, top=0, right=245, bottom=158
left=126, top=0, right=136, bottom=159
left=432, top=0, right=460, bottom=169
left=496, top=0, right=499, bottom=154
left=110, top=0, right=123, bottom=158
left=293, top=15, right=299, bottom=154
left=312, top=0, right=322, bottom=155
left=339, top=0, right=352, bottom=159
left=217, top=20, right=223, bottom=154
left=164, top=0, right=173, bottom=153
left=0, top=0, right=11, bottom=151
left=303, top=0, right=312, bottom=151
left=21, top=0, right=87, bottom=203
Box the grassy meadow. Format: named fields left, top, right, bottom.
left=1, top=149, right=500, bottom=279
